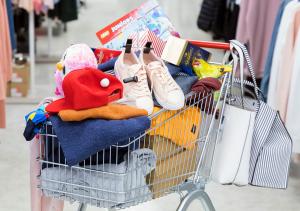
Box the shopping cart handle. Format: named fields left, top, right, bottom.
left=188, top=40, right=230, bottom=50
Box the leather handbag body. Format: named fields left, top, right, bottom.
left=212, top=40, right=292, bottom=189
left=212, top=41, right=257, bottom=186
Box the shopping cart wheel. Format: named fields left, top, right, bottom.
left=177, top=189, right=215, bottom=211
left=77, top=203, right=87, bottom=211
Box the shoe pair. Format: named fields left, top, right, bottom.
left=114, top=43, right=185, bottom=115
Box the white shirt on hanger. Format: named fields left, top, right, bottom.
left=286, top=27, right=300, bottom=153
left=267, top=1, right=300, bottom=111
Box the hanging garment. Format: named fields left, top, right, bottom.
left=197, top=0, right=240, bottom=41
left=236, top=0, right=281, bottom=78
left=13, top=0, right=34, bottom=11
left=6, top=0, right=16, bottom=50
left=0, top=0, right=13, bottom=128
left=267, top=1, right=300, bottom=120
left=222, top=1, right=240, bottom=41
left=286, top=27, right=300, bottom=153
left=197, top=0, right=218, bottom=31
left=48, top=0, right=78, bottom=23
left=261, top=0, right=293, bottom=98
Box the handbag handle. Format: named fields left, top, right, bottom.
left=229, top=40, right=260, bottom=107
left=230, top=40, right=260, bottom=99
left=226, top=44, right=246, bottom=107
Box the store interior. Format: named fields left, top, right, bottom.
left=1, top=0, right=300, bottom=210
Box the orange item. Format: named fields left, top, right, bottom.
left=150, top=107, right=201, bottom=149
left=58, top=103, right=148, bottom=121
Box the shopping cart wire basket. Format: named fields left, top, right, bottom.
left=37, top=41, right=231, bottom=211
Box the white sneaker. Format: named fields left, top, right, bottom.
left=114, top=49, right=154, bottom=115
left=140, top=49, right=185, bottom=110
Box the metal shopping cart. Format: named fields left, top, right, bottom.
left=37, top=41, right=231, bottom=211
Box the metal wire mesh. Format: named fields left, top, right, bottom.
left=38, top=87, right=225, bottom=209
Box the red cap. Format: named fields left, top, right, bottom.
left=46, top=67, right=123, bottom=113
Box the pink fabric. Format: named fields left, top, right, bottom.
left=236, top=0, right=280, bottom=78
left=0, top=100, right=5, bottom=128
left=55, top=44, right=97, bottom=97
left=0, top=0, right=13, bottom=128
left=13, top=0, right=54, bottom=13
left=30, top=98, right=64, bottom=211
left=54, top=71, right=64, bottom=96
left=30, top=139, right=64, bottom=211
left=14, top=0, right=34, bottom=11
left=276, top=9, right=300, bottom=120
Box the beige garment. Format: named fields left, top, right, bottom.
left=13, top=0, right=33, bottom=11
left=277, top=11, right=300, bottom=120
left=0, top=0, right=13, bottom=128
left=269, top=2, right=300, bottom=120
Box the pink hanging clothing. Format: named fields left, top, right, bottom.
left=236, top=0, right=281, bottom=78
left=0, top=0, right=13, bottom=128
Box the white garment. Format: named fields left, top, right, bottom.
left=267, top=1, right=300, bottom=110
left=41, top=149, right=156, bottom=208
left=286, top=27, right=300, bottom=153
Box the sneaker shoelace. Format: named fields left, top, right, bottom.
left=148, top=61, right=178, bottom=92
left=126, top=64, right=150, bottom=98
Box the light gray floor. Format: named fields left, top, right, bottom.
left=1, top=0, right=300, bottom=210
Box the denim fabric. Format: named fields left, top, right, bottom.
left=49, top=115, right=150, bottom=166
left=98, top=57, right=117, bottom=72
left=261, top=0, right=292, bottom=99
left=6, top=0, right=16, bottom=50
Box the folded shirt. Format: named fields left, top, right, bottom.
left=150, top=106, right=201, bottom=149
left=41, top=148, right=156, bottom=208
left=58, top=103, right=148, bottom=122
left=49, top=115, right=151, bottom=166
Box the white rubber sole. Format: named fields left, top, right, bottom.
left=154, top=90, right=185, bottom=110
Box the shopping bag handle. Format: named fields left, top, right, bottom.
left=230, top=40, right=260, bottom=100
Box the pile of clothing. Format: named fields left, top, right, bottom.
left=24, top=42, right=223, bottom=207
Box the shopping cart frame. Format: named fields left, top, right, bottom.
left=37, top=41, right=231, bottom=211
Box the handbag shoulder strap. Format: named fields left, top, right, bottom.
left=230, top=40, right=260, bottom=108
left=230, top=40, right=260, bottom=99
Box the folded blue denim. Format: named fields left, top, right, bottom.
left=49, top=115, right=150, bottom=166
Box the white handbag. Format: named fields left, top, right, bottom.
left=212, top=41, right=257, bottom=186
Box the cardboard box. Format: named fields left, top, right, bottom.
left=7, top=83, right=29, bottom=97
left=145, top=136, right=198, bottom=198
left=7, top=63, right=30, bottom=97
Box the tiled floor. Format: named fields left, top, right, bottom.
left=1, top=0, right=300, bottom=210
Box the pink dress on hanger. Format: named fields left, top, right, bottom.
left=0, top=0, right=13, bottom=128
left=236, top=0, right=281, bottom=78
